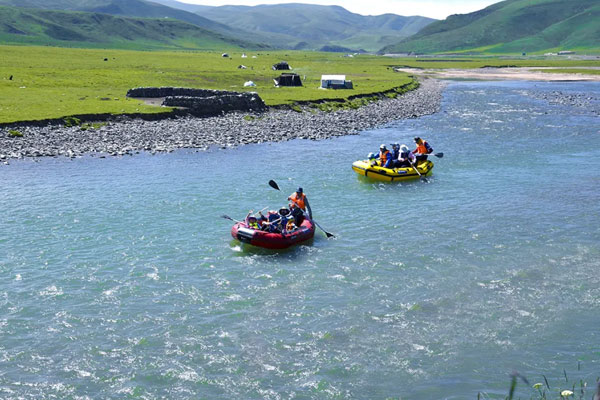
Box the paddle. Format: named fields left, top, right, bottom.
left=221, top=214, right=242, bottom=223
left=409, top=160, right=429, bottom=182
left=431, top=152, right=444, bottom=158
left=267, top=180, right=335, bottom=238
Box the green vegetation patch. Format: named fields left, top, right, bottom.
left=0, top=45, right=415, bottom=124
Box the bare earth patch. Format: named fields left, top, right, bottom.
left=395, top=67, right=600, bottom=81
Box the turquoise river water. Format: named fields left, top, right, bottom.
left=1, top=81, right=599, bottom=399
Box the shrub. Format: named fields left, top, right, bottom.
left=63, top=116, right=81, bottom=127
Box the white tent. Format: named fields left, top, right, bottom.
left=320, top=75, right=353, bottom=89
left=244, top=81, right=256, bottom=87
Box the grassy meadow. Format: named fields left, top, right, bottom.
left=1, top=45, right=599, bottom=124
left=0, top=45, right=414, bottom=124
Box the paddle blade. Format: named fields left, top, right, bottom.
left=434, top=152, right=444, bottom=158
left=268, top=180, right=280, bottom=191
left=221, top=215, right=233, bottom=221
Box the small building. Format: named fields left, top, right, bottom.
left=272, top=61, right=291, bottom=70
left=320, top=75, right=353, bottom=89
left=221, top=53, right=229, bottom=57
left=558, top=50, right=575, bottom=55
left=274, top=73, right=302, bottom=87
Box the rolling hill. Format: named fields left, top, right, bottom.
left=0, top=5, right=264, bottom=50
left=0, top=0, right=278, bottom=47
left=194, top=3, right=435, bottom=52
left=381, top=0, right=600, bottom=54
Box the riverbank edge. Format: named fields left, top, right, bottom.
left=0, top=81, right=420, bottom=129
left=0, top=78, right=446, bottom=162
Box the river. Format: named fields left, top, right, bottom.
left=1, top=80, right=599, bottom=399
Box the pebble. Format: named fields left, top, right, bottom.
left=0, top=79, right=448, bottom=160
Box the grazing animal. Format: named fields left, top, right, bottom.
left=9, top=75, right=13, bottom=80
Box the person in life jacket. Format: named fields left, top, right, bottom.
left=367, top=152, right=378, bottom=166
left=246, top=216, right=259, bottom=229
left=288, top=187, right=312, bottom=219
left=394, top=144, right=416, bottom=167
left=390, top=143, right=401, bottom=161
left=245, top=211, right=260, bottom=229
left=376, top=144, right=393, bottom=168
left=413, top=137, right=433, bottom=164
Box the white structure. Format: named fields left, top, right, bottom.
left=320, top=75, right=353, bottom=89
left=244, top=81, right=256, bottom=87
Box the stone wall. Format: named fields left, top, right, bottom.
left=126, top=87, right=266, bottom=116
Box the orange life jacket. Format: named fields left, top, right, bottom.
left=415, top=141, right=432, bottom=155
left=379, top=150, right=390, bottom=166
left=289, top=192, right=306, bottom=210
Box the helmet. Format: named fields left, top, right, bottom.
left=391, top=142, right=400, bottom=148
left=368, top=152, right=376, bottom=159
left=248, top=216, right=257, bottom=221
left=279, top=208, right=290, bottom=216
left=400, top=144, right=409, bottom=152
left=296, top=187, right=303, bottom=193
left=413, top=137, right=421, bottom=143
left=379, top=144, right=387, bottom=150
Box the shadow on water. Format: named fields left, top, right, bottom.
left=354, top=173, right=432, bottom=187
left=228, top=238, right=316, bottom=258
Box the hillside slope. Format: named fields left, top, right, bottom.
left=0, top=5, right=262, bottom=50
left=196, top=3, right=435, bottom=52
left=382, top=0, right=600, bottom=54
left=0, top=0, right=276, bottom=47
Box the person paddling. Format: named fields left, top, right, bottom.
left=394, top=144, right=416, bottom=168
left=288, top=187, right=312, bottom=219
left=413, top=137, right=433, bottom=165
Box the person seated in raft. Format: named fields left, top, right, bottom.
left=394, top=144, right=416, bottom=168
left=288, top=187, right=312, bottom=219
left=285, top=218, right=297, bottom=233
left=413, top=137, right=433, bottom=165
left=390, top=143, right=401, bottom=161
left=278, top=207, right=290, bottom=227
left=261, top=210, right=282, bottom=233
left=376, top=144, right=393, bottom=168
left=246, top=215, right=260, bottom=229
left=245, top=211, right=260, bottom=229
left=367, top=152, right=377, bottom=166
left=289, top=202, right=306, bottom=227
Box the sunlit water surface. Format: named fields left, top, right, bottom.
left=1, top=81, right=599, bottom=399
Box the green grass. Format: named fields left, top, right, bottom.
left=0, top=45, right=415, bottom=124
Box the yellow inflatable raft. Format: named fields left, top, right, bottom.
left=352, top=159, right=434, bottom=182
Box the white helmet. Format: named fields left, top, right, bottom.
left=368, top=152, right=376, bottom=159
left=400, top=144, right=409, bottom=152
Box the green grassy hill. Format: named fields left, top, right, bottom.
left=0, top=5, right=264, bottom=50
left=196, top=3, right=435, bottom=52
left=381, top=0, right=600, bottom=54
left=0, top=0, right=278, bottom=47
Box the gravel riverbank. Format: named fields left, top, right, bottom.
left=0, top=79, right=446, bottom=162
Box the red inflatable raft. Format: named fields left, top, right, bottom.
left=231, top=218, right=315, bottom=249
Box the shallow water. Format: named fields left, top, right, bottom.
left=1, top=81, right=599, bottom=399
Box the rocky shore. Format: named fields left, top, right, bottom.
left=0, top=79, right=446, bottom=162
